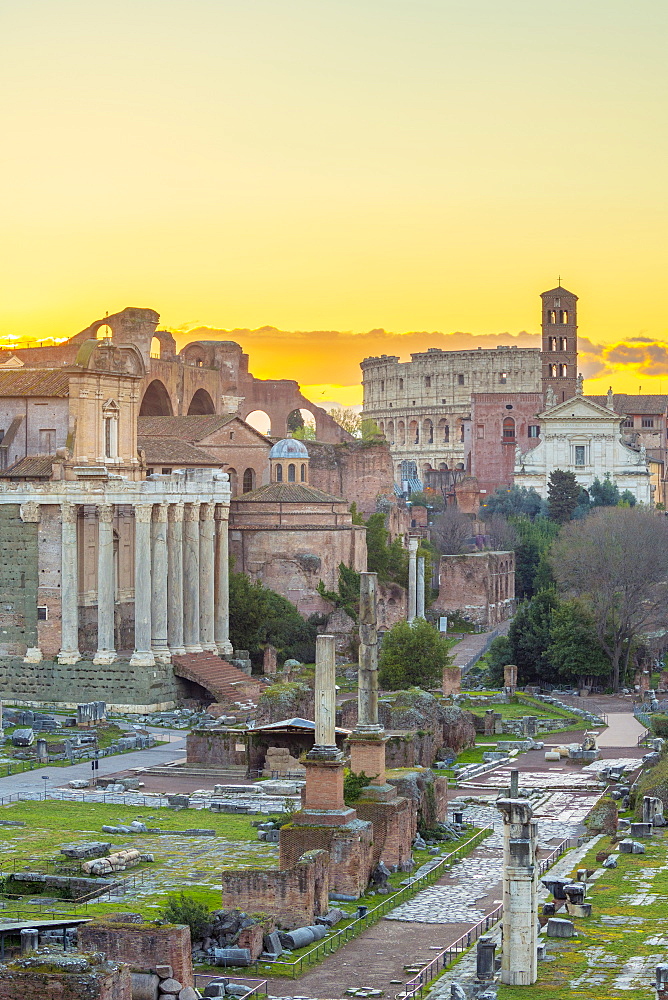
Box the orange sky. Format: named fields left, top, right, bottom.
left=1, top=1, right=667, bottom=406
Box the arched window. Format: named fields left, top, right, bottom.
left=242, top=468, right=255, bottom=493
left=443, top=422, right=450, bottom=443
left=227, top=468, right=238, bottom=495
left=547, top=310, right=556, bottom=324
left=550, top=364, right=558, bottom=378
left=560, top=337, right=567, bottom=351
left=561, top=310, right=568, bottom=324
left=379, top=421, right=385, bottom=436
left=409, top=420, right=419, bottom=444
left=424, top=418, right=433, bottom=443
left=387, top=420, right=394, bottom=444
left=398, top=421, right=406, bottom=445
left=459, top=421, right=465, bottom=442
left=559, top=363, right=568, bottom=377
left=425, top=376, right=431, bottom=388
left=439, top=462, right=448, bottom=471
left=503, top=417, right=516, bottom=440
left=276, top=464, right=283, bottom=482
left=300, top=463, right=306, bottom=482
left=398, top=378, right=404, bottom=390
left=550, top=337, right=558, bottom=351
left=288, top=463, right=296, bottom=482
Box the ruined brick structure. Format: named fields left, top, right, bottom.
left=305, top=440, right=395, bottom=516
left=0, top=953, right=132, bottom=1000
left=433, top=550, right=515, bottom=626
left=221, top=849, right=329, bottom=929
left=78, top=919, right=193, bottom=987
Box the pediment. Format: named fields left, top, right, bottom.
left=540, top=395, right=619, bottom=421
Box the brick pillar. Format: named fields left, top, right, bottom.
left=443, top=665, right=462, bottom=697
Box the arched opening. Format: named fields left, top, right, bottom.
left=550, top=364, right=558, bottom=378
left=559, top=363, right=568, bottom=377
left=560, top=310, right=569, bottom=324
left=560, top=337, right=567, bottom=351
left=439, top=462, right=448, bottom=471
left=438, top=419, right=449, bottom=443
left=386, top=420, right=394, bottom=444
left=459, top=421, right=465, bottom=442
left=503, top=417, right=516, bottom=441
left=187, top=388, right=215, bottom=415
left=275, top=463, right=283, bottom=482
left=242, top=468, right=255, bottom=493
left=398, top=421, right=406, bottom=445
left=227, top=468, right=238, bottom=495
left=288, top=463, right=296, bottom=482
left=409, top=420, right=419, bottom=444
left=549, top=337, right=558, bottom=351
left=379, top=420, right=385, bottom=436
left=245, top=410, right=271, bottom=436
left=300, top=463, right=306, bottom=482
left=547, top=310, right=556, bottom=324
left=423, top=418, right=434, bottom=443
left=398, top=378, right=404, bottom=391
left=96, top=324, right=113, bottom=341
left=287, top=408, right=316, bottom=439
left=150, top=336, right=161, bottom=360
left=139, top=379, right=173, bottom=416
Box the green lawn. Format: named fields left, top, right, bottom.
left=498, top=831, right=668, bottom=1000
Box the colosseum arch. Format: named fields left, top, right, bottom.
left=187, top=388, right=216, bottom=415
left=139, top=379, right=173, bottom=416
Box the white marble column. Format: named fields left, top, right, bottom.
left=93, top=503, right=116, bottom=664
left=151, top=503, right=170, bottom=663
left=214, top=504, right=233, bottom=655
left=58, top=501, right=80, bottom=665
left=130, top=504, right=154, bottom=666
left=199, top=501, right=216, bottom=652
left=183, top=502, right=202, bottom=653
left=407, top=536, right=418, bottom=622
left=167, top=503, right=186, bottom=655
left=417, top=555, right=425, bottom=619
left=312, top=634, right=339, bottom=754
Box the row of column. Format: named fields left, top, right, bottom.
left=58, top=500, right=231, bottom=667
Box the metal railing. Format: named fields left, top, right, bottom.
left=400, top=837, right=571, bottom=1000
left=264, top=828, right=492, bottom=979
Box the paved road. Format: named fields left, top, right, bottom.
left=597, top=712, right=646, bottom=747
left=452, top=620, right=510, bottom=670
left=0, top=729, right=186, bottom=796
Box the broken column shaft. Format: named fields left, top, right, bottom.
left=497, top=797, right=538, bottom=986
left=350, top=572, right=390, bottom=795
left=407, top=537, right=418, bottom=622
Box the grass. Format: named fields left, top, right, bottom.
left=497, top=829, right=668, bottom=1000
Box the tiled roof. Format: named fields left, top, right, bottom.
left=0, top=455, right=54, bottom=478
left=0, top=369, right=70, bottom=397
left=138, top=436, right=221, bottom=466
left=586, top=394, right=668, bottom=416
left=234, top=483, right=344, bottom=503
left=137, top=415, right=236, bottom=440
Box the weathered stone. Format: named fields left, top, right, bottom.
left=546, top=917, right=576, bottom=938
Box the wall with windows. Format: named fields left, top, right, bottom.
left=466, top=392, right=544, bottom=495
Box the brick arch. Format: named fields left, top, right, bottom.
left=187, top=387, right=216, bottom=415
left=139, top=379, right=173, bottom=416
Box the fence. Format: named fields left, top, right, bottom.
left=0, top=864, right=155, bottom=911
left=400, top=837, right=572, bottom=999
left=265, top=828, right=492, bottom=979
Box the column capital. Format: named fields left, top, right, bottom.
left=20, top=501, right=41, bottom=523
left=184, top=503, right=201, bottom=522
left=168, top=502, right=185, bottom=523
left=152, top=502, right=168, bottom=523
left=134, top=503, right=154, bottom=524
left=97, top=503, right=114, bottom=524
left=60, top=500, right=79, bottom=525
left=200, top=501, right=216, bottom=520
left=214, top=504, right=229, bottom=521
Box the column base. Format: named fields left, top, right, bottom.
left=168, top=645, right=186, bottom=657
left=217, top=640, right=234, bottom=656
left=130, top=650, right=156, bottom=667
left=151, top=647, right=172, bottom=664
left=23, top=647, right=43, bottom=664
left=184, top=643, right=204, bottom=654
left=201, top=642, right=218, bottom=653
left=57, top=649, right=81, bottom=665
left=93, top=650, right=117, bottom=665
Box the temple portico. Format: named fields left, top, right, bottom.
left=0, top=467, right=231, bottom=668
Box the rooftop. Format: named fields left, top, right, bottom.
left=586, top=393, right=668, bottom=416
left=0, top=455, right=55, bottom=479
left=137, top=414, right=237, bottom=440
left=0, top=369, right=70, bottom=397
left=233, top=482, right=345, bottom=504
left=138, top=436, right=220, bottom=467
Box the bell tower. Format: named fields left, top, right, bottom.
left=540, top=285, right=578, bottom=403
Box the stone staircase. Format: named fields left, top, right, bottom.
left=171, top=652, right=263, bottom=706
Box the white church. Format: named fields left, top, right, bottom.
left=513, top=380, right=653, bottom=505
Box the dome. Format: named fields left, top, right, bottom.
left=269, top=437, right=309, bottom=459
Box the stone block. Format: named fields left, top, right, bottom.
left=619, top=839, right=645, bottom=854
left=630, top=822, right=653, bottom=838
left=544, top=751, right=561, bottom=762
left=214, top=948, right=252, bottom=966
left=546, top=917, right=576, bottom=938
left=262, top=931, right=283, bottom=956
left=132, top=972, right=160, bottom=1000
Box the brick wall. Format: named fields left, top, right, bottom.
left=279, top=822, right=374, bottom=898
left=432, top=551, right=515, bottom=626
left=0, top=955, right=132, bottom=1000
left=221, top=850, right=329, bottom=929
left=0, top=505, right=38, bottom=655
left=306, top=441, right=395, bottom=514
left=354, top=795, right=414, bottom=867
left=79, top=921, right=192, bottom=986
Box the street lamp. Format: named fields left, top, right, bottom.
left=41, top=774, right=49, bottom=800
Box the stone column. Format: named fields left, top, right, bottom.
left=167, top=503, right=185, bottom=655
left=130, top=504, right=154, bottom=667
left=312, top=634, right=339, bottom=755
left=350, top=571, right=388, bottom=790
left=93, top=503, right=116, bottom=665
left=183, top=502, right=202, bottom=653
left=417, top=555, right=425, bottom=619
left=199, top=502, right=217, bottom=652
left=58, top=501, right=80, bottom=664
left=498, top=797, right=538, bottom=986
left=20, top=502, right=42, bottom=662
left=151, top=503, right=170, bottom=663
left=214, top=504, right=233, bottom=655
left=407, top=536, right=418, bottom=622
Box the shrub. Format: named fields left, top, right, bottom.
left=160, top=892, right=211, bottom=940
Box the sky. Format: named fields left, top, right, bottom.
left=1, top=0, right=668, bottom=406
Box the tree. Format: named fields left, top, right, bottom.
left=430, top=507, right=472, bottom=555
left=511, top=517, right=560, bottom=598
left=408, top=489, right=445, bottom=512
left=328, top=407, right=362, bottom=436
left=292, top=424, right=316, bottom=440
left=229, top=571, right=322, bottom=665
left=480, top=486, right=543, bottom=520
left=507, top=589, right=559, bottom=682
left=317, top=563, right=361, bottom=620
left=548, top=599, right=610, bottom=686
left=378, top=618, right=453, bottom=690
left=590, top=474, right=620, bottom=507
left=287, top=409, right=305, bottom=434
left=485, top=514, right=518, bottom=552
left=365, top=512, right=408, bottom=585
left=485, top=634, right=514, bottom=686
left=550, top=507, right=668, bottom=690
left=547, top=470, right=581, bottom=523
left=160, top=893, right=210, bottom=941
